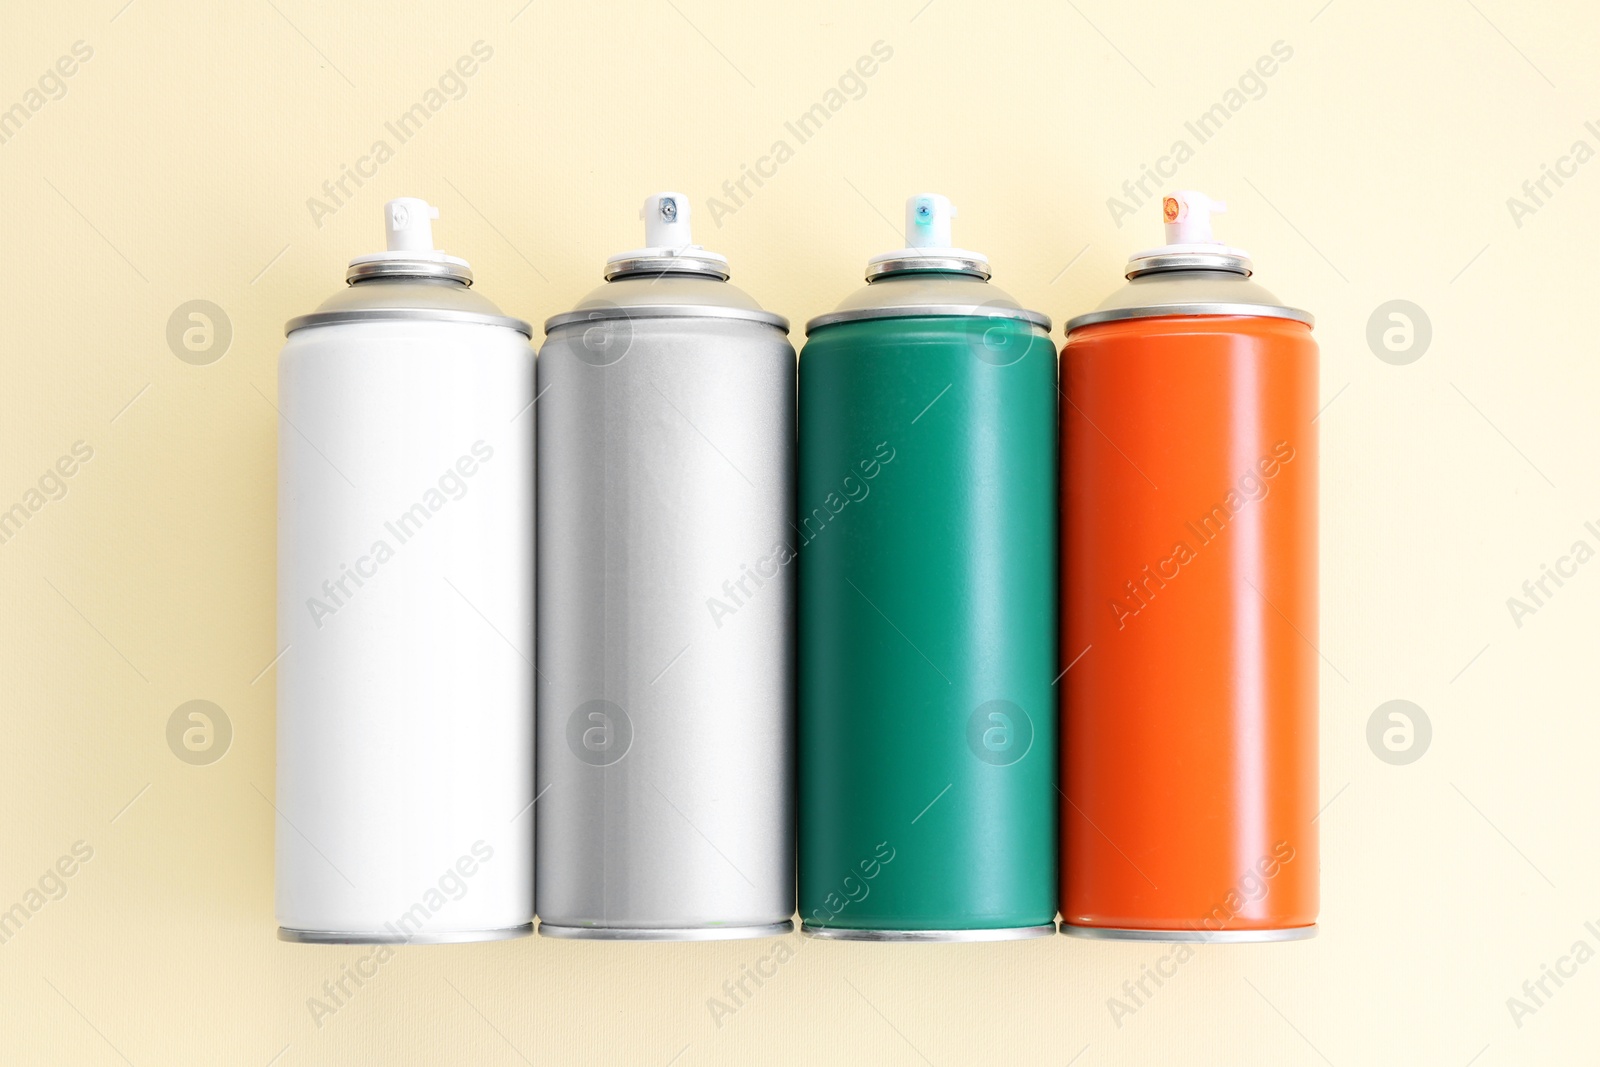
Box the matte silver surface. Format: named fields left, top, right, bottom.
left=544, top=303, right=787, bottom=332
left=278, top=924, right=533, bottom=945
left=539, top=921, right=794, bottom=942
left=536, top=286, right=796, bottom=935
left=547, top=268, right=787, bottom=333
left=802, top=924, right=1056, bottom=942
left=1061, top=923, right=1317, bottom=943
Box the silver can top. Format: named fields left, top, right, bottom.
left=1065, top=191, right=1312, bottom=333
left=286, top=197, right=533, bottom=337
left=805, top=193, right=1049, bottom=334
left=545, top=192, right=788, bottom=333
left=603, top=193, right=730, bottom=281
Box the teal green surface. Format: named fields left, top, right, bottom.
left=798, top=313, right=1058, bottom=931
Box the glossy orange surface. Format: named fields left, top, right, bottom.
left=1061, top=315, right=1318, bottom=933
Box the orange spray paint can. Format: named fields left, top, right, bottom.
left=1061, top=192, right=1318, bottom=941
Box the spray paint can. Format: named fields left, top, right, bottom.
left=799, top=194, right=1057, bottom=940
left=536, top=193, right=795, bottom=940
left=1061, top=191, right=1318, bottom=941
left=276, top=198, right=535, bottom=943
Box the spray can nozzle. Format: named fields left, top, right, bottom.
left=640, top=192, right=696, bottom=251
left=1161, top=191, right=1227, bottom=246
left=905, top=193, right=957, bottom=249
left=1125, top=190, right=1251, bottom=279
left=604, top=192, right=729, bottom=280
left=385, top=197, right=441, bottom=252
left=860, top=193, right=989, bottom=281
left=345, top=196, right=471, bottom=284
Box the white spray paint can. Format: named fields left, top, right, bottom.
left=275, top=197, right=535, bottom=943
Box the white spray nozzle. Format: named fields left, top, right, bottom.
left=1162, top=191, right=1226, bottom=245
left=385, top=197, right=440, bottom=252
left=641, top=192, right=694, bottom=249
left=605, top=191, right=727, bottom=278
left=905, top=193, right=957, bottom=248
left=864, top=191, right=988, bottom=280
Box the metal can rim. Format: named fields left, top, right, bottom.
left=278, top=923, right=533, bottom=944
left=805, top=303, right=1052, bottom=334
left=1064, top=301, right=1315, bottom=333
left=1060, top=923, right=1317, bottom=943
left=863, top=255, right=992, bottom=282
left=603, top=253, right=731, bottom=282
left=543, top=303, right=789, bottom=334
left=285, top=307, right=534, bottom=338
left=537, top=921, right=794, bottom=942
left=801, top=924, right=1056, bottom=942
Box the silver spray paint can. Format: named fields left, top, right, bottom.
left=536, top=192, right=795, bottom=939
left=276, top=198, right=535, bottom=943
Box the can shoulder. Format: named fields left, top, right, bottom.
left=286, top=278, right=533, bottom=337
left=805, top=273, right=1050, bottom=333
left=1064, top=270, right=1313, bottom=332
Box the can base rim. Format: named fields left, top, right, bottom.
left=278, top=923, right=533, bottom=945
left=537, top=921, right=794, bottom=942
left=1061, top=923, right=1317, bottom=943
left=801, top=924, right=1056, bottom=943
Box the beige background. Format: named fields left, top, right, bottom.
left=0, top=0, right=1593, bottom=1063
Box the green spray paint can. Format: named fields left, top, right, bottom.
left=798, top=194, right=1057, bottom=940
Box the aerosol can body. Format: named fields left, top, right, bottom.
left=276, top=198, right=535, bottom=943
left=536, top=193, right=796, bottom=940
left=799, top=195, right=1058, bottom=940
left=1061, top=192, right=1318, bottom=941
